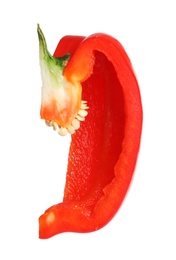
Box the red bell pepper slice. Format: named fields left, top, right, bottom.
left=37, top=25, right=143, bottom=239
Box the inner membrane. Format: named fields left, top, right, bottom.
left=63, top=51, right=125, bottom=208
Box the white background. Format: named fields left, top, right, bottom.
left=0, top=0, right=176, bottom=259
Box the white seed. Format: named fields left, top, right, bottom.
left=58, top=127, right=68, bottom=136
left=45, top=120, right=52, bottom=126
left=71, top=119, right=80, bottom=130
left=76, top=114, right=85, bottom=121
left=45, top=100, right=89, bottom=137
left=78, top=110, right=88, bottom=117
left=52, top=122, right=58, bottom=131
left=80, top=104, right=89, bottom=109
left=67, top=125, right=75, bottom=134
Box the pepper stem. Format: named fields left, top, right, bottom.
left=37, top=24, right=88, bottom=136
left=37, top=24, right=70, bottom=70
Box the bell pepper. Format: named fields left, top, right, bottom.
left=37, top=24, right=143, bottom=239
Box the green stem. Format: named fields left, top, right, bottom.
left=37, top=24, right=70, bottom=70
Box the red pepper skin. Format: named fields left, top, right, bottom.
left=39, top=33, right=142, bottom=238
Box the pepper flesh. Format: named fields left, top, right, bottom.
left=38, top=29, right=143, bottom=238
